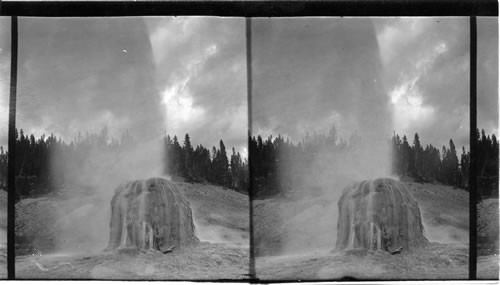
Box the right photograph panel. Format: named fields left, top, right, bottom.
left=250, top=17, right=470, bottom=280
left=476, top=16, right=499, bottom=280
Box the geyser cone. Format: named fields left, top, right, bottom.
left=107, top=177, right=198, bottom=251
left=336, top=178, right=428, bottom=252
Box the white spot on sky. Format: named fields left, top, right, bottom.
left=435, top=42, right=447, bottom=54
left=206, top=44, right=217, bottom=56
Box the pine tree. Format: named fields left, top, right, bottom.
left=171, top=136, right=182, bottom=176
left=0, top=146, right=6, bottom=189
left=448, top=139, right=459, bottom=186
left=167, top=135, right=173, bottom=175
left=413, top=133, right=423, bottom=178
left=230, top=147, right=240, bottom=189
left=216, top=140, right=230, bottom=187
left=391, top=133, right=401, bottom=176
left=401, top=136, right=411, bottom=177
left=460, top=146, right=470, bottom=189
left=183, top=133, right=194, bottom=179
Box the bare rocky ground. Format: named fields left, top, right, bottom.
left=257, top=243, right=468, bottom=280
left=477, top=198, right=499, bottom=280
left=0, top=189, right=6, bottom=279
left=254, top=181, right=469, bottom=280
left=16, top=243, right=248, bottom=280
left=15, top=182, right=249, bottom=280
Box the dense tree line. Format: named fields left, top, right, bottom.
left=391, top=132, right=470, bottom=188
left=250, top=129, right=482, bottom=199
left=250, top=128, right=353, bottom=198
left=476, top=129, right=499, bottom=198
left=11, top=127, right=130, bottom=196
left=0, top=146, right=6, bottom=189
left=163, top=133, right=248, bottom=193
left=1, top=128, right=248, bottom=197
left=0, top=128, right=497, bottom=198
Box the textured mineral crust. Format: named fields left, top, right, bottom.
left=336, top=178, right=428, bottom=252
left=107, top=177, right=198, bottom=251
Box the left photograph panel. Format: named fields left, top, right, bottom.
left=14, top=17, right=249, bottom=280
left=0, top=17, right=10, bottom=279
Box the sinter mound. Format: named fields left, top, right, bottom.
left=336, top=178, right=428, bottom=252
left=107, top=177, right=198, bottom=251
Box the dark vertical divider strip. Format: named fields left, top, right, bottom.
left=245, top=17, right=256, bottom=280
left=7, top=16, right=18, bottom=280
left=469, top=15, right=477, bottom=280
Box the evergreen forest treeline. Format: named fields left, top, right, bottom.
left=476, top=129, right=499, bottom=198
left=0, top=128, right=497, bottom=199
left=0, top=128, right=248, bottom=196
left=249, top=129, right=497, bottom=199
left=163, top=134, right=249, bottom=192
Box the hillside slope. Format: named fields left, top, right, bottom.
left=15, top=182, right=249, bottom=279
left=477, top=198, right=499, bottom=279
left=254, top=181, right=469, bottom=280
left=0, top=190, right=6, bottom=279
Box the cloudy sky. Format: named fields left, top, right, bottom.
left=0, top=18, right=11, bottom=149
left=0, top=17, right=496, bottom=154
left=252, top=17, right=472, bottom=150
left=3, top=17, right=247, bottom=156
left=147, top=17, right=247, bottom=156
left=478, top=17, right=498, bottom=136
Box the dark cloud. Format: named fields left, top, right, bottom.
left=252, top=17, right=471, bottom=151
left=14, top=17, right=247, bottom=156
left=147, top=17, right=247, bottom=154
left=477, top=17, right=498, bottom=135
left=377, top=18, right=470, bottom=149
left=5, top=17, right=481, bottom=156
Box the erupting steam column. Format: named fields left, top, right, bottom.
left=336, top=178, right=428, bottom=252
left=107, top=178, right=198, bottom=251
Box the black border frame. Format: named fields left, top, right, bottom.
left=469, top=16, right=477, bottom=280
left=7, top=15, right=17, bottom=282
left=0, top=0, right=498, bottom=17
left=2, top=0, right=496, bottom=282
